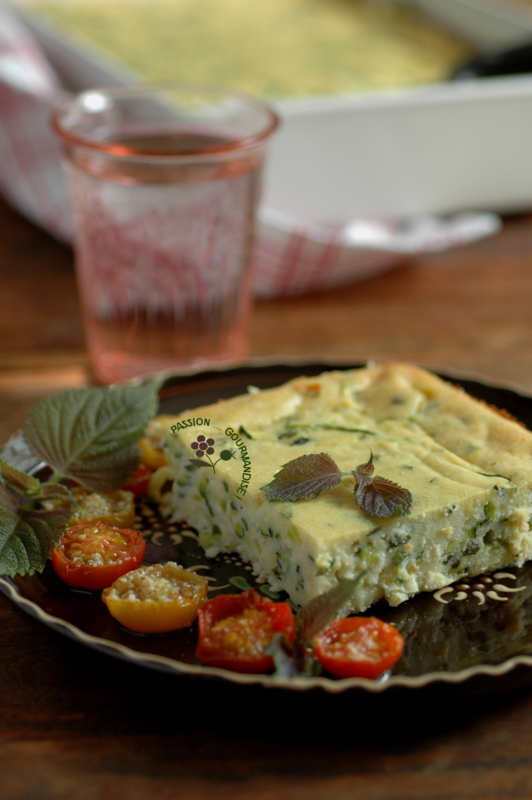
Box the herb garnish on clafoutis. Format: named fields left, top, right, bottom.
left=261, top=451, right=413, bottom=518
left=0, top=380, right=161, bottom=578
left=266, top=572, right=367, bottom=677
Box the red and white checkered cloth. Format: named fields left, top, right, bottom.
left=0, top=3, right=501, bottom=297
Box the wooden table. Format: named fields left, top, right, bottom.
left=3, top=194, right=532, bottom=799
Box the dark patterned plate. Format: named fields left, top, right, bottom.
left=3, top=362, right=532, bottom=694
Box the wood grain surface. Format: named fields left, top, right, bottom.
left=3, top=193, right=532, bottom=799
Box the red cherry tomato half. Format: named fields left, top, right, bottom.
left=51, top=522, right=146, bottom=591
left=120, top=465, right=154, bottom=501
left=313, top=616, right=404, bottom=680
left=196, top=588, right=296, bottom=674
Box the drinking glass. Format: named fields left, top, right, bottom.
left=53, top=85, right=279, bottom=384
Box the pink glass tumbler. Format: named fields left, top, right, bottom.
left=53, top=84, right=279, bottom=383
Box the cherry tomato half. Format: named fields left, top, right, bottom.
left=102, top=562, right=208, bottom=633
left=70, top=488, right=136, bottom=528
left=52, top=522, right=146, bottom=591
left=138, top=427, right=168, bottom=470
left=313, top=617, right=404, bottom=680
left=196, top=588, right=296, bottom=674
left=44, top=487, right=136, bottom=529
left=120, top=465, right=154, bottom=501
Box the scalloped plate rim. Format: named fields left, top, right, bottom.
left=3, top=359, right=532, bottom=694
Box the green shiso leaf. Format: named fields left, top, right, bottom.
left=22, top=379, right=162, bottom=492
left=0, top=459, right=41, bottom=497
left=266, top=632, right=322, bottom=679
left=268, top=575, right=367, bottom=678
left=259, top=584, right=281, bottom=600
left=229, top=575, right=252, bottom=591
left=0, top=482, right=71, bottom=577
left=297, top=572, right=367, bottom=642
left=262, top=453, right=343, bottom=502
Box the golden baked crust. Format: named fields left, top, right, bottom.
left=154, top=363, right=532, bottom=612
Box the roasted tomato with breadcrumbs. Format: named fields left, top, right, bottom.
left=51, top=522, right=146, bottom=591
left=196, top=588, right=296, bottom=673
left=137, top=416, right=177, bottom=469
left=313, top=616, right=404, bottom=679
left=102, top=562, right=208, bottom=633
left=44, top=487, right=136, bottom=529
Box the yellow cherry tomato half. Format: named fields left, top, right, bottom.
left=102, top=562, right=208, bottom=633
left=138, top=436, right=168, bottom=470
left=43, top=487, right=136, bottom=528
left=138, top=417, right=174, bottom=469
left=68, top=488, right=136, bottom=528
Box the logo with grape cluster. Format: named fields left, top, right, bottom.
left=189, top=434, right=236, bottom=473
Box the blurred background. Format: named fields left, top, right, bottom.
left=11, top=0, right=477, bottom=96
left=5, top=0, right=532, bottom=299
left=3, top=0, right=532, bottom=431
left=11, top=0, right=532, bottom=95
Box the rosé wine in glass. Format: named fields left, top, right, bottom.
left=53, top=87, right=278, bottom=384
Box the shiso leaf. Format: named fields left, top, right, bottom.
left=266, top=633, right=322, bottom=679
left=0, top=482, right=70, bottom=577
left=0, top=459, right=41, bottom=497
left=22, top=380, right=162, bottom=492
left=229, top=576, right=252, bottom=591
left=39, top=483, right=71, bottom=498
left=353, top=452, right=412, bottom=518
left=259, top=584, right=281, bottom=600
left=268, top=575, right=367, bottom=678
left=297, top=572, right=368, bottom=642
left=262, top=453, right=343, bottom=501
